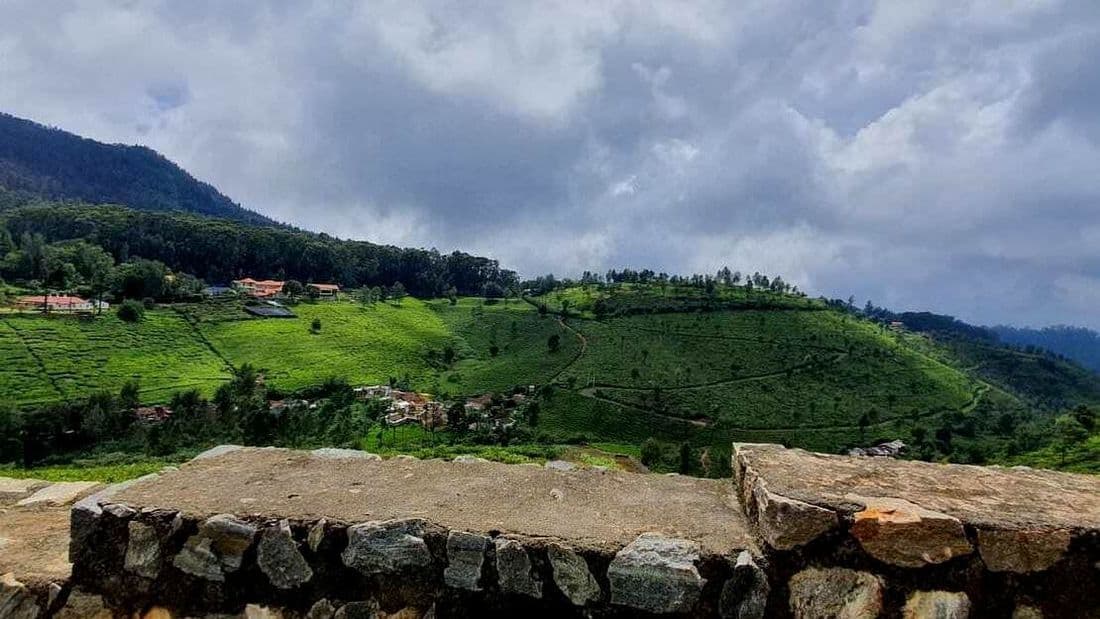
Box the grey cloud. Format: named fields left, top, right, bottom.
left=1, top=1, right=1100, bottom=328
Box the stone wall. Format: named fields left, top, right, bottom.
left=10, top=444, right=1100, bottom=618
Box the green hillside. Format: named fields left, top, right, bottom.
left=4, top=284, right=1084, bottom=467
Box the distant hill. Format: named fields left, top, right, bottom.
left=992, top=325, right=1100, bottom=373
left=0, top=112, right=275, bottom=226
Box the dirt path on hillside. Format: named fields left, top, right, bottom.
left=577, top=385, right=713, bottom=427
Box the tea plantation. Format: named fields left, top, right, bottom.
left=0, top=287, right=1069, bottom=457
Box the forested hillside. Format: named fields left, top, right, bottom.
left=0, top=113, right=273, bottom=225
left=0, top=197, right=515, bottom=297
left=992, top=325, right=1100, bottom=373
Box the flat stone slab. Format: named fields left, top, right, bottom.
left=0, top=477, right=49, bottom=504
left=16, top=481, right=104, bottom=508
left=0, top=501, right=73, bottom=589
left=734, top=443, right=1100, bottom=532
left=112, top=447, right=755, bottom=556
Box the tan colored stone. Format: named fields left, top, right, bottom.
left=244, top=605, right=286, bottom=619
left=114, top=447, right=754, bottom=557
left=788, top=567, right=883, bottom=619
left=751, top=483, right=837, bottom=550
left=903, top=590, right=971, bottom=619
left=1012, top=604, right=1043, bottom=619
left=732, top=443, right=1100, bottom=535
left=15, top=482, right=103, bottom=507
left=139, top=608, right=175, bottom=619
left=977, top=528, right=1071, bottom=573
left=849, top=496, right=972, bottom=567
left=0, top=478, right=49, bottom=504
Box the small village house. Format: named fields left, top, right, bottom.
left=307, top=283, right=340, bottom=299
left=232, top=278, right=285, bottom=298
left=13, top=294, right=108, bottom=314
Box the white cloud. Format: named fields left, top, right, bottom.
left=1, top=0, right=1099, bottom=328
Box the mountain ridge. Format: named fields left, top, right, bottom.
left=0, top=112, right=276, bottom=226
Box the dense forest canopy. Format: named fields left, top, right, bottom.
left=0, top=197, right=517, bottom=297
left=0, top=112, right=274, bottom=225
left=993, top=325, right=1100, bottom=373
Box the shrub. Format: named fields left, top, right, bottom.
left=117, top=299, right=145, bottom=323
left=142, top=297, right=156, bottom=310
left=311, top=318, right=322, bottom=333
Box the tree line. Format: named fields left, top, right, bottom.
left=0, top=199, right=517, bottom=297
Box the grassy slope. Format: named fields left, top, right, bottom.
left=533, top=307, right=981, bottom=453
left=428, top=298, right=579, bottom=396
left=3, top=286, right=1083, bottom=461
left=0, top=311, right=231, bottom=405
left=199, top=299, right=450, bottom=392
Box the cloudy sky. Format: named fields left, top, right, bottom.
left=2, top=1, right=1099, bottom=328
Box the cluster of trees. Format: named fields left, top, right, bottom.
left=524, top=268, right=801, bottom=298
left=0, top=369, right=388, bottom=466
left=1, top=201, right=517, bottom=298
left=992, top=325, right=1100, bottom=373
left=1, top=365, right=553, bottom=467
left=0, top=228, right=205, bottom=304
left=353, top=282, right=407, bottom=306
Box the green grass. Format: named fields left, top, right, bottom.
left=1010, top=433, right=1100, bottom=474
left=428, top=298, right=580, bottom=395
left=0, top=454, right=179, bottom=483
left=0, top=311, right=231, bottom=406
left=201, top=299, right=451, bottom=392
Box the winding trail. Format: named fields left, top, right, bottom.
left=520, top=295, right=994, bottom=439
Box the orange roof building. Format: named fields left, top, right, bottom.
left=233, top=278, right=285, bottom=298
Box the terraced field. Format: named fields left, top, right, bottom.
left=198, top=299, right=452, bottom=392
left=0, top=312, right=231, bottom=404
left=428, top=298, right=580, bottom=395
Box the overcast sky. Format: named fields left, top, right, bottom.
left=2, top=1, right=1099, bottom=328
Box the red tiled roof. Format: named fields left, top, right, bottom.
left=308, top=283, right=340, bottom=291
left=15, top=295, right=89, bottom=305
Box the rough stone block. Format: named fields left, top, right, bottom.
left=443, top=531, right=489, bottom=591
left=495, top=538, right=542, bottom=598
left=547, top=542, right=601, bottom=606
left=788, top=567, right=883, bottom=619
left=849, top=496, right=972, bottom=567
left=608, top=533, right=704, bottom=614
left=191, top=444, right=245, bottom=461
left=342, top=519, right=432, bottom=574
left=719, top=550, right=769, bottom=619
left=544, top=460, right=576, bottom=471
left=977, top=528, right=1071, bottom=573
left=0, top=573, right=41, bottom=619
left=55, top=589, right=111, bottom=619
left=125, top=520, right=162, bottom=579
left=306, top=599, right=337, bottom=619
left=173, top=513, right=257, bottom=581
left=16, top=481, right=103, bottom=507
left=258, top=520, right=313, bottom=589
left=903, top=590, right=971, bottom=619
left=310, top=448, right=381, bottom=461
left=751, top=483, right=837, bottom=550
